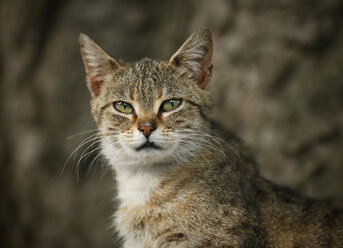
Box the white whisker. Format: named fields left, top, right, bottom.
left=65, top=129, right=98, bottom=140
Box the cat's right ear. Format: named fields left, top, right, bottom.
left=79, top=33, right=123, bottom=97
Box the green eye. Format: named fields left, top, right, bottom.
left=161, top=99, right=182, bottom=112
left=113, top=101, right=134, bottom=114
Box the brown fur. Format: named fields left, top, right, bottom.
left=79, top=28, right=343, bottom=247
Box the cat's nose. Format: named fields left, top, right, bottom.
left=138, top=122, right=156, bottom=138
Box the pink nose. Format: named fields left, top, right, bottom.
left=138, top=123, right=156, bottom=138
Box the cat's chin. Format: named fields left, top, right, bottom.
left=131, top=148, right=172, bottom=163
left=103, top=146, right=173, bottom=169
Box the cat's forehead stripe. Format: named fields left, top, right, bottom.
left=129, top=60, right=165, bottom=111
left=157, top=85, right=163, bottom=99
left=129, top=86, right=135, bottom=101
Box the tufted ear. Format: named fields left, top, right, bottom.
left=169, top=28, right=213, bottom=89
left=79, top=33, right=123, bottom=97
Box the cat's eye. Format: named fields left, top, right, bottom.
left=160, top=99, right=182, bottom=112
left=113, top=101, right=134, bottom=114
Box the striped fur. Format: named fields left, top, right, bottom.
left=80, top=28, right=343, bottom=248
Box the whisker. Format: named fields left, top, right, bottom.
left=87, top=149, right=104, bottom=177
left=65, top=129, right=98, bottom=140
left=62, top=133, right=100, bottom=176
left=75, top=137, right=117, bottom=180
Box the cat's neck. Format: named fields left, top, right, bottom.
left=114, top=160, right=180, bottom=208
left=114, top=163, right=170, bottom=207
left=101, top=137, right=176, bottom=207
left=112, top=153, right=222, bottom=208
left=104, top=133, right=229, bottom=208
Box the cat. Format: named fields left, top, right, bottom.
left=79, top=28, right=343, bottom=248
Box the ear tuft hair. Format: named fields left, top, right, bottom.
left=169, top=28, right=213, bottom=89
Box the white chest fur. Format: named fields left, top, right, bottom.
left=114, top=168, right=165, bottom=247
left=115, top=169, right=163, bottom=207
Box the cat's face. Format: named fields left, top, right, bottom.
left=80, top=28, right=213, bottom=167
left=94, top=59, right=212, bottom=166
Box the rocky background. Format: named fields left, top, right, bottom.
left=1, top=0, right=343, bottom=247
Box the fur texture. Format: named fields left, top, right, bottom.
left=79, top=28, right=343, bottom=248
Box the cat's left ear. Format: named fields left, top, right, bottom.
left=79, top=33, right=123, bottom=97
left=169, top=28, right=213, bottom=89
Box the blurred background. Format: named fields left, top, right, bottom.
left=1, top=0, right=343, bottom=247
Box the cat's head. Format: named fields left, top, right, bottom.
left=79, top=28, right=213, bottom=168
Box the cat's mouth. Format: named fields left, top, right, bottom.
left=136, top=141, right=161, bottom=152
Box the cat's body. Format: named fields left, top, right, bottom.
left=79, top=28, right=343, bottom=247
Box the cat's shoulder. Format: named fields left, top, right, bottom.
left=209, top=119, right=258, bottom=166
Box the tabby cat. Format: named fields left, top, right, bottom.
left=79, top=28, right=343, bottom=247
